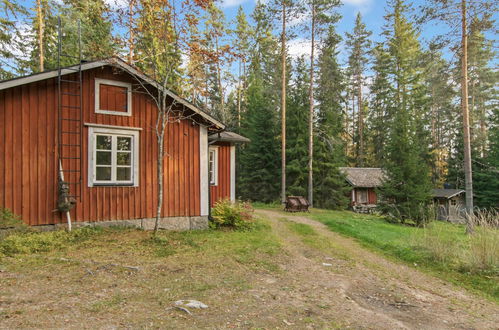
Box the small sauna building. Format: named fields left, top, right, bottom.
left=340, top=167, right=384, bottom=213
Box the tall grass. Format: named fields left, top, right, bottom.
left=465, top=210, right=498, bottom=273
left=416, top=209, right=498, bottom=274
left=302, top=208, right=498, bottom=300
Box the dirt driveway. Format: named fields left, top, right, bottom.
left=254, top=209, right=498, bottom=329
left=1, top=210, right=497, bottom=329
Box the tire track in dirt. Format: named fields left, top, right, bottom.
left=256, top=209, right=498, bottom=329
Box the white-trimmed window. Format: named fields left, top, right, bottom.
left=88, top=126, right=139, bottom=186
left=95, top=78, right=132, bottom=116
left=209, top=147, right=218, bottom=186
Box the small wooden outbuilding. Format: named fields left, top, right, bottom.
left=340, top=167, right=384, bottom=213
left=208, top=131, right=250, bottom=206
left=432, top=189, right=466, bottom=223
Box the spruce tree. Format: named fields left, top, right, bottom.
left=473, top=107, right=498, bottom=210
left=0, top=0, right=26, bottom=78
left=286, top=56, right=310, bottom=196
left=378, top=0, right=432, bottom=225
left=345, top=13, right=372, bottom=166
left=367, top=44, right=394, bottom=167
left=314, top=26, right=349, bottom=209
left=238, top=1, right=281, bottom=202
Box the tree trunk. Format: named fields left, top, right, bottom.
left=237, top=59, right=242, bottom=128
left=154, top=124, right=164, bottom=234
left=37, top=0, right=44, bottom=72
left=461, top=0, right=474, bottom=232
left=344, top=101, right=349, bottom=157
left=357, top=75, right=364, bottom=166
left=307, top=2, right=315, bottom=206
left=351, top=91, right=355, bottom=161
left=281, top=3, right=287, bottom=204
left=215, top=37, right=225, bottom=119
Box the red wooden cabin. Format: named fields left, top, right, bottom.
left=340, top=167, right=384, bottom=213
left=0, top=57, right=247, bottom=229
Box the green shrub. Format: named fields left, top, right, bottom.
left=0, top=208, right=26, bottom=229
left=0, top=208, right=31, bottom=240
left=210, top=199, right=255, bottom=230
left=0, top=226, right=103, bottom=256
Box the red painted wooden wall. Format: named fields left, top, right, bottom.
left=0, top=66, right=201, bottom=225
left=210, top=143, right=231, bottom=207
left=368, top=188, right=377, bottom=204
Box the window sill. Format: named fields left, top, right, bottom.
left=91, top=183, right=136, bottom=187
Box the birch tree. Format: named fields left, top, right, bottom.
left=130, top=0, right=211, bottom=233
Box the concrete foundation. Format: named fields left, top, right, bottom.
left=33, top=216, right=209, bottom=231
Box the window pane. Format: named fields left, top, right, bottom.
left=117, top=152, right=131, bottom=165
left=96, top=135, right=112, bottom=150
left=117, top=136, right=132, bottom=151
left=96, top=151, right=111, bottom=165
left=96, top=167, right=111, bottom=181
left=117, top=167, right=131, bottom=181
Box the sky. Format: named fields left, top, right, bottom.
left=11, top=0, right=498, bottom=67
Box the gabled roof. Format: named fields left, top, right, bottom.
left=432, top=189, right=465, bottom=199
left=0, top=57, right=224, bottom=129
left=208, top=131, right=250, bottom=143
left=339, top=167, right=385, bottom=188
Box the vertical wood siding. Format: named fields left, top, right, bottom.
left=0, top=66, right=201, bottom=225
left=210, top=143, right=231, bottom=207
left=368, top=188, right=377, bottom=204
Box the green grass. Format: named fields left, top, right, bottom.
left=277, top=208, right=498, bottom=302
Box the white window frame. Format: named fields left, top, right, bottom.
left=88, top=126, right=139, bottom=187
left=94, top=78, right=132, bottom=116
left=209, top=146, right=218, bottom=186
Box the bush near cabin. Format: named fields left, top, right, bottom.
left=210, top=199, right=255, bottom=230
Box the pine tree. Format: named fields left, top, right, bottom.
left=422, top=45, right=457, bottom=186
left=303, top=0, right=341, bottom=206
left=378, top=0, right=432, bottom=225
left=421, top=0, right=497, bottom=216
left=203, top=2, right=232, bottom=123
left=233, top=6, right=252, bottom=130
left=268, top=0, right=301, bottom=203
left=467, top=16, right=497, bottom=157
left=345, top=13, right=372, bottom=166
left=314, top=26, right=349, bottom=209
left=20, top=0, right=115, bottom=73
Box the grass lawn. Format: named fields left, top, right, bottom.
left=263, top=207, right=498, bottom=302
left=0, top=218, right=283, bottom=327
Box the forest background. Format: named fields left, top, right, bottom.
left=1, top=0, right=497, bottom=216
